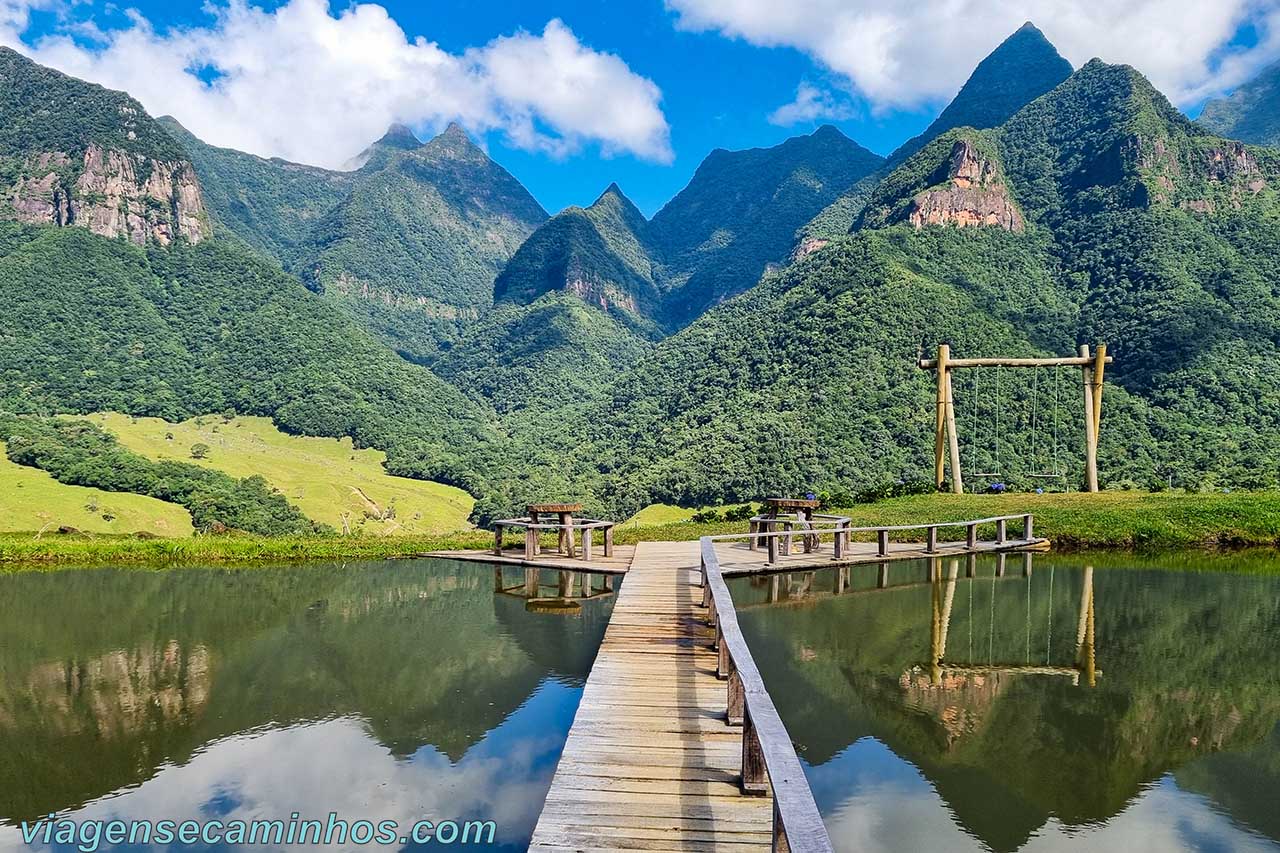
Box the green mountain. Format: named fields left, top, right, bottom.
left=652, top=125, right=884, bottom=323
left=493, top=183, right=662, bottom=322
left=1198, top=60, right=1280, bottom=147
left=562, top=58, right=1280, bottom=513
left=291, top=122, right=548, bottom=362
left=0, top=50, right=504, bottom=509
left=489, top=124, right=882, bottom=334
left=164, top=119, right=548, bottom=362
left=890, top=22, right=1074, bottom=163
left=800, top=22, right=1073, bottom=246
left=157, top=115, right=353, bottom=267
left=0, top=47, right=209, bottom=246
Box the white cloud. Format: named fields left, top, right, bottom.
left=0, top=0, right=672, bottom=169
left=667, top=0, right=1280, bottom=110
left=768, top=81, right=856, bottom=126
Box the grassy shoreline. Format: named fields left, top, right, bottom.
left=1, top=491, right=1277, bottom=570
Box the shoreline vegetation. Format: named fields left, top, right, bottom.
left=1, top=491, right=1277, bottom=571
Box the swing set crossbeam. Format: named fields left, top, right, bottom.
left=918, top=355, right=1113, bottom=369
left=921, top=343, right=1110, bottom=495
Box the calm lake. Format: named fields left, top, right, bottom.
left=730, top=553, right=1280, bottom=852
left=0, top=559, right=615, bottom=851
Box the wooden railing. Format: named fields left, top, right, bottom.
left=492, top=518, right=615, bottom=559
left=709, top=513, right=1037, bottom=565
left=699, top=537, right=834, bottom=853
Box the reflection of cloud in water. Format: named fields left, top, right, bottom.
left=2, top=679, right=578, bottom=852
left=816, top=739, right=1278, bottom=853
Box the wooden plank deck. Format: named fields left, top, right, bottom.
left=529, top=540, right=774, bottom=851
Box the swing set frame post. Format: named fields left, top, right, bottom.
left=920, top=344, right=1113, bottom=494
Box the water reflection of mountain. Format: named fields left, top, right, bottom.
left=0, top=559, right=611, bottom=821
left=733, top=559, right=1280, bottom=851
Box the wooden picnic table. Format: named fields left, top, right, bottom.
left=755, top=497, right=821, bottom=555
left=528, top=503, right=584, bottom=557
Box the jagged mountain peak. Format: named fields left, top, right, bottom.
left=377, top=122, right=422, bottom=150
left=889, top=21, right=1073, bottom=163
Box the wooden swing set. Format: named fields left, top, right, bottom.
left=918, top=343, right=1112, bottom=494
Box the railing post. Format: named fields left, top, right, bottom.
left=782, top=521, right=793, bottom=557
left=701, top=559, right=710, bottom=608
left=767, top=525, right=778, bottom=564
left=493, top=524, right=504, bottom=556
left=603, top=525, right=614, bottom=557
left=833, top=522, right=846, bottom=559
left=925, top=525, right=938, bottom=554
left=708, top=591, right=718, bottom=627
left=877, top=528, right=889, bottom=557
left=996, top=518, right=1007, bottom=544
left=726, top=664, right=744, bottom=726
left=772, top=799, right=791, bottom=853
left=741, top=708, right=768, bottom=795
left=1023, top=513, right=1034, bottom=541
left=525, top=525, right=538, bottom=559
left=717, top=626, right=729, bottom=679
left=749, top=519, right=758, bottom=551
left=582, top=528, right=593, bottom=561
left=966, top=522, right=977, bottom=549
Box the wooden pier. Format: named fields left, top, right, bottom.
left=431, top=514, right=1047, bottom=851
left=529, top=541, right=777, bottom=851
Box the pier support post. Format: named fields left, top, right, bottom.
left=524, top=567, right=539, bottom=597
left=726, top=665, right=744, bottom=726
left=493, top=566, right=504, bottom=592
left=558, top=570, right=572, bottom=597
left=878, top=562, right=889, bottom=588
left=741, top=709, right=768, bottom=795
left=995, top=554, right=1007, bottom=577
left=716, top=627, right=729, bottom=678
left=1023, top=552, right=1033, bottom=577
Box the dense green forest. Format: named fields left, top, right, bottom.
left=2, top=30, right=1279, bottom=527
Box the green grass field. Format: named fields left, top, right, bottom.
left=0, top=441, right=193, bottom=536
left=4, top=490, right=1277, bottom=568
left=79, top=412, right=474, bottom=535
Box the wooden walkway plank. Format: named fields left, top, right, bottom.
left=529, top=541, right=774, bottom=851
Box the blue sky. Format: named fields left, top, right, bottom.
left=5, top=0, right=1278, bottom=216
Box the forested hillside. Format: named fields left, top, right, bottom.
left=799, top=22, right=1073, bottom=245
left=2, top=27, right=1278, bottom=528
left=561, top=59, right=1280, bottom=514
left=166, top=119, right=548, bottom=362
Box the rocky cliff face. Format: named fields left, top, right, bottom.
left=904, top=140, right=1025, bottom=232
left=7, top=143, right=209, bottom=245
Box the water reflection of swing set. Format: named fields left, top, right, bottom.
left=492, top=564, right=617, bottom=613
left=918, top=343, right=1113, bottom=493
left=925, top=558, right=1098, bottom=689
